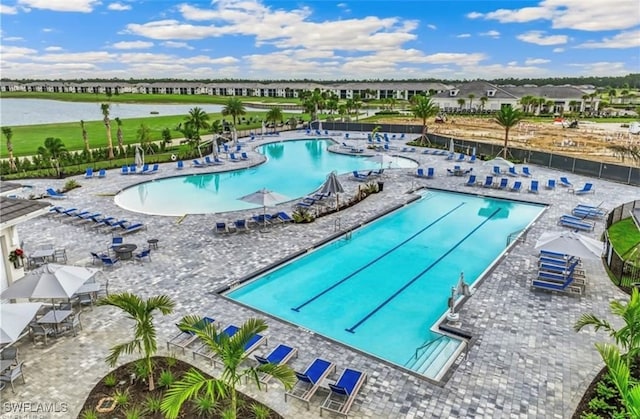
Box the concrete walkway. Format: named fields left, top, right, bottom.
left=2, top=130, right=635, bottom=418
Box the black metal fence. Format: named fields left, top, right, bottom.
left=316, top=121, right=640, bottom=186
left=604, top=200, right=640, bottom=286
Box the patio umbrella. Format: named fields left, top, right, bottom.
left=320, top=171, right=344, bottom=210
left=448, top=138, right=455, bottom=153
left=261, top=122, right=266, bottom=139
left=232, top=127, right=238, bottom=146
left=535, top=231, right=603, bottom=260
left=0, top=264, right=99, bottom=320
left=134, top=145, right=144, bottom=169
left=483, top=157, right=514, bottom=169
left=238, top=188, right=290, bottom=228
left=0, top=302, right=42, bottom=345
left=366, top=154, right=396, bottom=170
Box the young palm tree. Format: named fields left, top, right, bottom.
left=184, top=107, right=211, bottom=141
left=594, top=343, right=640, bottom=417
left=221, top=98, right=245, bottom=127
left=411, top=95, right=439, bottom=146
left=161, top=317, right=295, bottom=419
left=97, top=292, right=175, bottom=391
left=100, top=103, right=115, bottom=159
left=456, top=98, right=465, bottom=110
left=2, top=127, right=17, bottom=171
left=114, top=117, right=125, bottom=155
left=79, top=120, right=90, bottom=155
left=479, top=96, right=488, bottom=111
left=574, top=288, right=640, bottom=367
left=467, top=94, right=475, bottom=110
left=265, top=107, right=283, bottom=132
left=37, top=137, right=67, bottom=177
left=493, top=106, right=524, bottom=159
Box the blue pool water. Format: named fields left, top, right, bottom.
left=115, top=139, right=416, bottom=216
left=227, top=190, right=546, bottom=377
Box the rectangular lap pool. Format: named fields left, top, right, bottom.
left=227, top=190, right=546, bottom=379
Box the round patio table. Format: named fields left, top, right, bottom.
left=112, top=244, right=137, bottom=260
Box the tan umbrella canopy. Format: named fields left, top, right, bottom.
left=238, top=189, right=290, bottom=228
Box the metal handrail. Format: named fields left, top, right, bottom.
left=506, top=228, right=525, bottom=246
left=414, top=334, right=446, bottom=360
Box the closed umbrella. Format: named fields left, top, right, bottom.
left=366, top=154, right=396, bottom=170
left=448, top=138, right=455, bottom=153
left=320, top=171, right=344, bottom=210
left=261, top=122, right=266, bottom=139
left=238, top=189, right=290, bottom=229
left=0, top=302, right=42, bottom=345
left=134, top=145, right=144, bottom=169
left=535, top=231, right=603, bottom=259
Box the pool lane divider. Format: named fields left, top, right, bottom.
left=345, top=207, right=502, bottom=334
left=291, top=202, right=466, bottom=312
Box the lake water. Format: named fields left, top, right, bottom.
left=0, top=98, right=278, bottom=126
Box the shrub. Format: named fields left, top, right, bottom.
left=63, top=179, right=79, bottom=191
left=193, top=396, right=217, bottom=417
left=292, top=207, right=314, bottom=223
left=145, top=395, right=162, bottom=413
left=251, top=403, right=270, bottom=419
left=79, top=410, right=98, bottom=419
left=103, top=373, right=117, bottom=387
left=158, top=369, right=175, bottom=388
left=113, top=389, right=130, bottom=408
left=123, top=405, right=146, bottom=419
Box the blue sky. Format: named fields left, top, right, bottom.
left=1, top=0, right=638, bottom=80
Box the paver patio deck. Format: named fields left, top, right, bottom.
left=1, top=130, right=635, bottom=418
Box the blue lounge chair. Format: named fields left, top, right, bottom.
left=497, top=178, right=509, bottom=190
left=446, top=152, right=455, bottom=160
left=120, top=165, right=129, bottom=175
left=120, top=223, right=145, bottom=235
left=253, top=214, right=273, bottom=226
left=522, top=167, right=532, bottom=177
left=166, top=317, right=215, bottom=354
left=204, top=156, right=216, bottom=166
left=241, top=152, right=249, bottom=160
left=141, top=164, right=158, bottom=174
left=46, top=188, right=67, bottom=199
left=212, top=331, right=267, bottom=368
left=416, top=168, right=425, bottom=178
left=100, top=256, right=120, bottom=269
left=464, top=175, right=477, bottom=186
left=229, top=153, right=241, bottom=162
left=546, top=179, right=556, bottom=189
left=234, top=219, right=250, bottom=232
left=469, top=155, right=477, bottom=163
left=559, top=215, right=595, bottom=231
left=285, top=358, right=336, bottom=409
left=492, top=166, right=502, bottom=176
left=139, top=164, right=150, bottom=174
left=90, top=251, right=108, bottom=265
left=214, top=222, right=229, bottom=233
left=192, top=159, right=206, bottom=168
left=320, top=368, right=367, bottom=418
left=456, top=153, right=465, bottom=162
left=176, top=160, right=184, bottom=170
left=97, top=169, right=106, bottom=178
left=571, top=207, right=605, bottom=218
left=528, top=180, right=539, bottom=194
left=573, top=183, right=594, bottom=195
left=193, top=324, right=239, bottom=363
left=510, top=181, right=522, bottom=192
left=134, top=249, right=152, bottom=263
left=426, top=167, right=435, bottom=178
left=559, top=177, right=572, bottom=187
left=482, top=176, right=494, bottom=188
left=84, top=168, right=94, bottom=179
left=352, top=171, right=369, bottom=181
left=531, top=278, right=583, bottom=295
left=212, top=156, right=224, bottom=165
left=276, top=212, right=294, bottom=223
left=255, top=345, right=298, bottom=382
left=129, top=165, right=137, bottom=174
left=506, top=166, right=519, bottom=177
left=90, top=216, right=115, bottom=230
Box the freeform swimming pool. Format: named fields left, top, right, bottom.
left=114, top=139, right=416, bottom=216
left=227, top=190, right=546, bottom=379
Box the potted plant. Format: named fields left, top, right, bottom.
left=9, top=248, right=25, bottom=268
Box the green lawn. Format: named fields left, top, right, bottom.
left=608, top=218, right=640, bottom=258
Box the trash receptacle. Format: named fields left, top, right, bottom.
left=377, top=181, right=384, bottom=192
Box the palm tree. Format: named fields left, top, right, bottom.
left=221, top=98, right=245, bottom=127
left=79, top=120, right=90, bottom=155
left=609, top=89, right=617, bottom=104
left=265, top=107, right=283, bottom=133
left=100, top=103, right=115, bottom=159
left=456, top=98, right=465, bottom=110
left=287, top=116, right=298, bottom=130
left=467, top=94, right=475, bottom=110
left=161, top=317, right=296, bottom=419
left=411, top=95, right=439, bottom=146
left=574, top=288, right=640, bottom=367
left=114, top=117, right=125, bottom=156
left=97, top=292, right=175, bottom=391
left=594, top=343, right=640, bottom=417
left=37, top=137, right=67, bottom=177
left=352, top=94, right=363, bottom=121
left=479, top=96, right=488, bottom=111
left=493, top=106, right=524, bottom=159
left=2, top=127, right=17, bottom=171
left=568, top=100, right=580, bottom=114
left=184, top=107, right=210, bottom=142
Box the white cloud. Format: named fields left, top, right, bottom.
left=32, top=51, right=118, bottom=63
left=107, top=2, right=131, bottom=11
left=469, top=0, right=640, bottom=31
left=576, top=30, right=640, bottom=49
left=162, top=41, right=194, bottom=50
left=525, top=58, right=550, bottom=65
left=568, top=61, right=631, bottom=76
left=456, top=33, right=471, bottom=38
left=111, top=41, right=154, bottom=50
left=427, top=24, right=437, bottom=30
left=3, top=36, right=23, bottom=41
left=507, top=61, right=518, bottom=66
left=45, top=46, right=63, bottom=51
left=553, top=47, right=564, bottom=53
left=0, top=4, right=18, bottom=14
left=479, top=30, right=500, bottom=38
left=17, top=0, right=99, bottom=13
left=42, top=28, right=54, bottom=32
left=0, top=45, right=38, bottom=60
left=517, top=31, right=568, bottom=45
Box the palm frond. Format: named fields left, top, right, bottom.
left=573, top=313, right=613, bottom=333
left=146, top=295, right=176, bottom=315
left=161, top=368, right=217, bottom=419
left=105, top=340, right=141, bottom=367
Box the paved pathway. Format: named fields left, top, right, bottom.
left=2, top=130, right=635, bottom=419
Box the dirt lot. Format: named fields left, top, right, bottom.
left=384, top=116, right=639, bottom=165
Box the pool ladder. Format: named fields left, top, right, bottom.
left=506, top=228, right=526, bottom=247
left=334, top=217, right=341, bottom=232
